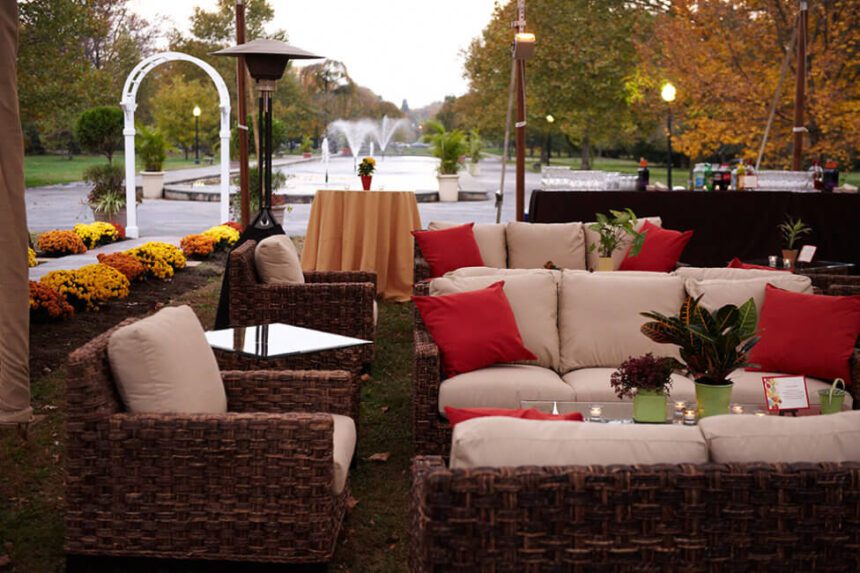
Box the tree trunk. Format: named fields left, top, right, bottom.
left=580, top=130, right=592, bottom=170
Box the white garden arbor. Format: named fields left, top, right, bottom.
left=121, top=52, right=231, bottom=238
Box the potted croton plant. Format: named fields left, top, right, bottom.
left=778, top=215, right=811, bottom=268
left=641, top=296, right=759, bottom=418
left=587, top=208, right=645, bottom=271
left=611, top=353, right=677, bottom=423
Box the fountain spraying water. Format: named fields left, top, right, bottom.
left=320, top=136, right=330, bottom=184
left=327, top=116, right=410, bottom=170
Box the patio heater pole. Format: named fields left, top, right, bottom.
left=236, top=0, right=251, bottom=227
left=791, top=0, right=808, bottom=171
left=514, top=0, right=528, bottom=222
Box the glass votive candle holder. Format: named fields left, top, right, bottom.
left=683, top=408, right=697, bottom=425
left=731, top=404, right=744, bottom=415
left=754, top=409, right=767, bottom=417
left=672, top=400, right=686, bottom=424
left=782, top=258, right=792, bottom=269
left=768, top=255, right=778, bottom=268
left=589, top=405, right=603, bottom=422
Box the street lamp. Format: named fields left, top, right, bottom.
left=193, top=105, right=201, bottom=165
left=544, top=114, right=554, bottom=166
left=214, top=39, right=322, bottom=230
left=661, top=82, right=676, bottom=190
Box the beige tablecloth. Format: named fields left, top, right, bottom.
left=302, top=190, right=422, bottom=301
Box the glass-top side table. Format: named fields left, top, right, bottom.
left=207, top=323, right=371, bottom=373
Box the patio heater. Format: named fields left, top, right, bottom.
left=213, top=39, right=322, bottom=230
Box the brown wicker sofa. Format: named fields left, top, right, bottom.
left=411, top=457, right=860, bottom=572
left=228, top=239, right=377, bottom=371
left=65, top=319, right=356, bottom=565
left=413, top=273, right=860, bottom=457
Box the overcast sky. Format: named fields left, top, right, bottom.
left=129, top=0, right=500, bottom=109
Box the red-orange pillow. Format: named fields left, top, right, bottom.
left=619, top=220, right=693, bottom=272
left=748, top=285, right=860, bottom=382
left=727, top=257, right=786, bottom=272
left=445, top=406, right=584, bottom=427
left=412, top=223, right=485, bottom=278
left=412, top=281, right=536, bottom=377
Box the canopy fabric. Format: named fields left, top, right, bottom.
left=0, top=1, right=31, bottom=424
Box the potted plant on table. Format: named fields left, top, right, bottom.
left=84, top=163, right=128, bottom=226
left=587, top=209, right=645, bottom=271
left=611, top=353, right=678, bottom=423
left=640, top=296, right=760, bottom=418
left=423, top=120, right=468, bottom=202
left=137, top=125, right=167, bottom=199
left=778, top=215, right=811, bottom=268
left=357, top=157, right=376, bottom=190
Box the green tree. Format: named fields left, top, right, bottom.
left=152, top=77, right=219, bottom=160
left=76, top=106, right=124, bottom=164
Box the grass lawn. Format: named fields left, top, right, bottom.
left=24, top=154, right=201, bottom=188
left=0, top=260, right=414, bottom=572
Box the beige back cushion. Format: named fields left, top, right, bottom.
left=559, top=270, right=685, bottom=372
left=505, top=222, right=586, bottom=270
left=427, top=221, right=507, bottom=268
left=450, top=417, right=708, bottom=469
left=255, top=235, right=305, bottom=284
left=584, top=216, right=662, bottom=271
left=699, top=411, right=860, bottom=463
left=108, top=305, right=227, bottom=413
left=430, top=271, right=560, bottom=369
left=446, top=267, right=562, bottom=281
left=332, top=414, right=356, bottom=494
left=685, top=275, right=813, bottom=313
left=674, top=267, right=788, bottom=281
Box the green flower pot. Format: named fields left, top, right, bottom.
left=633, top=389, right=667, bottom=423
left=695, top=380, right=733, bottom=418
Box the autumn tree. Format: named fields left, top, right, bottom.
left=152, top=77, right=220, bottom=159
left=640, top=0, right=859, bottom=167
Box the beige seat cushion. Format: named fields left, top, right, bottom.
left=255, top=235, right=305, bottom=284
left=559, top=271, right=685, bottom=372
left=684, top=275, right=813, bottom=313
left=332, top=414, right=356, bottom=494
left=108, top=305, right=227, bottom=414
left=506, top=222, right=586, bottom=270
left=428, top=221, right=507, bottom=268
left=562, top=368, right=697, bottom=403
left=584, top=216, right=662, bottom=271
left=674, top=267, right=790, bottom=281
left=699, top=411, right=860, bottom=463
left=727, top=368, right=853, bottom=409
left=450, top=417, right=708, bottom=469
left=438, top=365, right=575, bottom=414
left=430, top=272, right=560, bottom=369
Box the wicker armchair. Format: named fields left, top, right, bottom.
left=807, top=272, right=860, bottom=296
left=411, top=457, right=860, bottom=572
left=413, top=283, right=860, bottom=457
left=414, top=239, right=431, bottom=285
left=228, top=240, right=376, bottom=371
left=65, top=319, right=356, bottom=565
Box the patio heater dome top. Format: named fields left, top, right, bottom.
left=212, top=39, right=323, bottom=81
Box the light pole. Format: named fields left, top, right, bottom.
left=193, top=105, right=201, bottom=165
left=544, top=114, right=554, bottom=165
left=661, top=82, right=676, bottom=190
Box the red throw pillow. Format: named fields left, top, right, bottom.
left=412, top=282, right=536, bottom=377
left=445, top=406, right=583, bottom=427
left=727, top=257, right=786, bottom=272
left=748, top=284, right=860, bottom=382
left=412, top=223, right=485, bottom=278
left=619, top=220, right=693, bottom=272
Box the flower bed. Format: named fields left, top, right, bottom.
left=73, top=222, right=120, bottom=249
left=37, top=230, right=87, bottom=256
left=201, top=224, right=240, bottom=250
left=97, top=252, right=146, bottom=282
left=40, top=264, right=130, bottom=310
left=125, top=241, right=187, bottom=279
left=28, top=247, right=38, bottom=268
left=29, top=281, right=75, bottom=321
left=180, top=234, right=217, bottom=259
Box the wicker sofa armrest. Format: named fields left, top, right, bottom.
left=229, top=281, right=376, bottom=342
left=305, top=270, right=377, bottom=290
left=222, top=369, right=357, bottom=418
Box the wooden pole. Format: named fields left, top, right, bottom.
left=791, top=1, right=807, bottom=171
left=236, top=0, right=250, bottom=227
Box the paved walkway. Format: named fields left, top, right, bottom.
left=27, top=155, right=545, bottom=276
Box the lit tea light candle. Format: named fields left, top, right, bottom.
left=674, top=400, right=686, bottom=412
left=731, top=404, right=744, bottom=415
left=683, top=408, right=697, bottom=425
left=782, top=258, right=792, bottom=269
left=755, top=410, right=767, bottom=417
left=768, top=256, right=778, bottom=268
left=589, top=405, right=603, bottom=420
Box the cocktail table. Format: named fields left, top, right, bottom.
left=521, top=400, right=766, bottom=424
left=207, top=322, right=371, bottom=373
